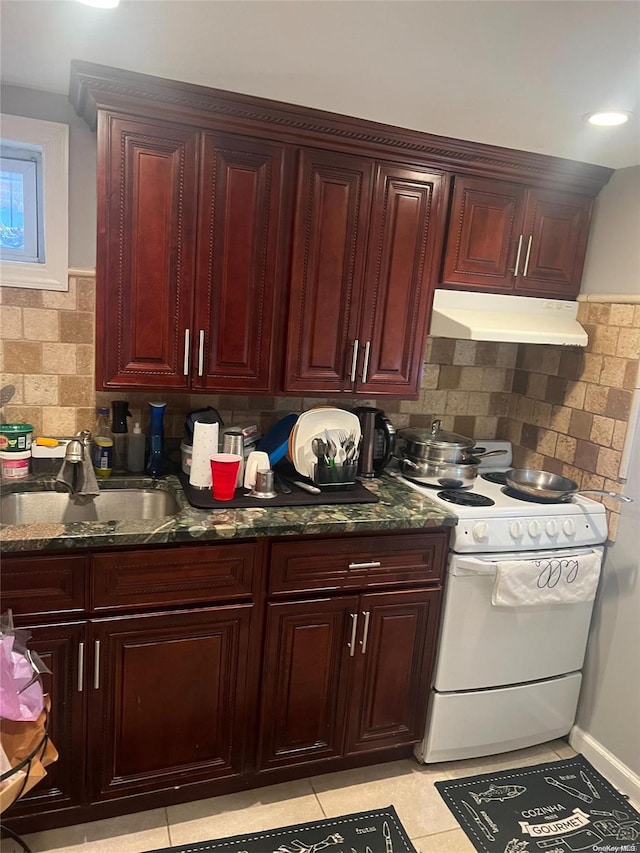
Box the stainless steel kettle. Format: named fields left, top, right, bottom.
left=352, top=407, right=396, bottom=478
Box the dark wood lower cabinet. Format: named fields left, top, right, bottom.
left=345, top=588, right=439, bottom=755
left=258, top=596, right=357, bottom=770
left=258, top=588, right=440, bottom=772
left=2, top=528, right=446, bottom=832
left=5, top=621, right=87, bottom=820
left=89, top=605, right=254, bottom=801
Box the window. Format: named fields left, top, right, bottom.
left=0, top=115, right=69, bottom=291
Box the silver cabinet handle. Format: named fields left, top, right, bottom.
left=198, top=329, right=205, bottom=376
left=360, top=610, right=371, bottom=654
left=183, top=328, right=190, bottom=376
left=361, top=340, right=371, bottom=384
left=93, top=640, right=101, bottom=690
left=77, top=641, right=85, bottom=693
left=523, top=235, right=533, bottom=277
left=513, top=234, right=523, bottom=277
left=348, top=560, right=381, bottom=570
left=348, top=612, right=358, bottom=657
left=350, top=339, right=359, bottom=382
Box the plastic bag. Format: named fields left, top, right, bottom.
left=0, top=611, right=49, bottom=722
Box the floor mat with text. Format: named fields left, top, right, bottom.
left=435, top=754, right=639, bottom=853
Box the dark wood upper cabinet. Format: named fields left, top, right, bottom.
left=358, top=164, right=444, bottom=396
left=97, top=118, right=287, bottom=393
left=193, top=134, right=288, bottom=393
left=97, top=115, right=198, bottom=390
left=70, top=62, right=612, bottom=394
left=284, top=149, right=373, bottom=394
left=441, top=176, right=526, bottom=291
left=518, top=189, right=592, bottom=296
left=284, top=157, right=444, bottom=397
left=441, top=176, right=593, bottom=298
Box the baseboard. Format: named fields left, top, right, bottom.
left=569, top=725, right=640, bottom=806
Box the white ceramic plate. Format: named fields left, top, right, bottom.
left=290, top=407, right=361, bottom=478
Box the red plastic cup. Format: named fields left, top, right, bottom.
left=210, top=453, right=242, bottom=501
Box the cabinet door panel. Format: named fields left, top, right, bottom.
left=97, top=115, right=198, bottom=389
left=6, top=621, right=87, bottom=818
left=441, top=176, right=526, bottom=291
left=90, top=606, right=253, bottom=800
left=359, top=164, right=444, bottom=395
left=194, top=134, right=286, bottom=392
left=269, top=532, right=447, bottom=595
left=258, top=597, right=357, bottom=770
left=1, top=553, right=87, bottom=617
left=284, top=150, right=373, bottom=393
left=520, top=190, right=592, bottom=297
left=91, top=542, right=258, bottom=611
left=346, top=589, right=440, bottom=755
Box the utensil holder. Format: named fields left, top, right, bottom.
left=313, top=463, right=357, bottom=491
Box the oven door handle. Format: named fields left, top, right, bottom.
left=455, top=547, right=602, bottom=574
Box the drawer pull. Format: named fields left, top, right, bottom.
left=348, top=612, right=358, bottom=657
left=93, top=640, right=101, bottom=690
left=183, top=328, right=190, bottom=376
left=198, top=329, right=205, bottom=376
left=522, top=235, right=533, bottom=277
left=361, top=340, right=371, bottom=384
left=513, top=234, right=523, bottom=277
left=348, top=561, right=381, bottom=570
left=350, top=339, right=359, bottom=382
left=77, top=642, right=85, bottom=693
left=360, top=610, right=371, bottom=655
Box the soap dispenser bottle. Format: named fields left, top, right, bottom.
left=127, top=422, right=146, bottom=473
left=146, top=402, right=166, bottom=478
left=111, top=400, right=131, bottom=474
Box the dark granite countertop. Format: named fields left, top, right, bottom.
left=0, top=471, right=456, bottom=554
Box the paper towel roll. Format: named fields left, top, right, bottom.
left=189, top=421, right=219, bottom=489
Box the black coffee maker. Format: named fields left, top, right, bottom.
left=352, top=407, right=396, bottom=478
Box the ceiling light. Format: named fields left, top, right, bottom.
left=76, top=0, right=120, bottom=7
left=584, top=111, right=631, bottom=127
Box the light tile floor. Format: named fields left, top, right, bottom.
left=2, top=739, right=583, bottom=853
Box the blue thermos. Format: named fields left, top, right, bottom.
left=146, top=402, right=166, bottom=477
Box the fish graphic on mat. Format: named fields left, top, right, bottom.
left=470, top=783, right=527, bottom=804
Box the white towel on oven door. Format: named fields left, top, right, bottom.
left=491, top=551, right=602, bottom=606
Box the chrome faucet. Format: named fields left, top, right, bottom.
left=64, top=430, right=92, bottom=464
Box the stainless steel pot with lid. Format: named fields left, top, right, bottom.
left=396, top=420, right=506, bottom=465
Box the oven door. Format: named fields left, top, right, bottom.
left=433, top=546, right=604, bottom=692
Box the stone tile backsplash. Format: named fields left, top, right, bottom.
left=1, top=274, right=637, bottom=540
left=504, top=300, right=639, bottom=540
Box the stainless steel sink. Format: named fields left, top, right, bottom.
left=1, top=488, right=181, bottom=525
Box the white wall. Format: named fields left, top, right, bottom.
left=574, top=166, right=640, bottom=785
left=580, top=165, right=640, bottom=296
left=1, top=84, right=97, bottom=270
left=575, top=400, right=640, bottom=779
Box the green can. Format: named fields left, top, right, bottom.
left=0, top=423, right=34, bottom=452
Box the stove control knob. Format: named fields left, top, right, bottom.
left=563, top=519, right=576, bottom=536
left=546, top=519, right=558, bottom=537
left=528, top=520, right=541, bottom=538
left=509, top=521, right=523, bottom=539
left=472, top=522, right=489, bottom=542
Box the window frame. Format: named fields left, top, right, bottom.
left=0, top=114, right=69, bottom=291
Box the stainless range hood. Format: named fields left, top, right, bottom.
left=429, top=290, right=588, bottom=346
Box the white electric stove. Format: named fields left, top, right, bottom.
left=397, top=441, right=610, bottom=764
